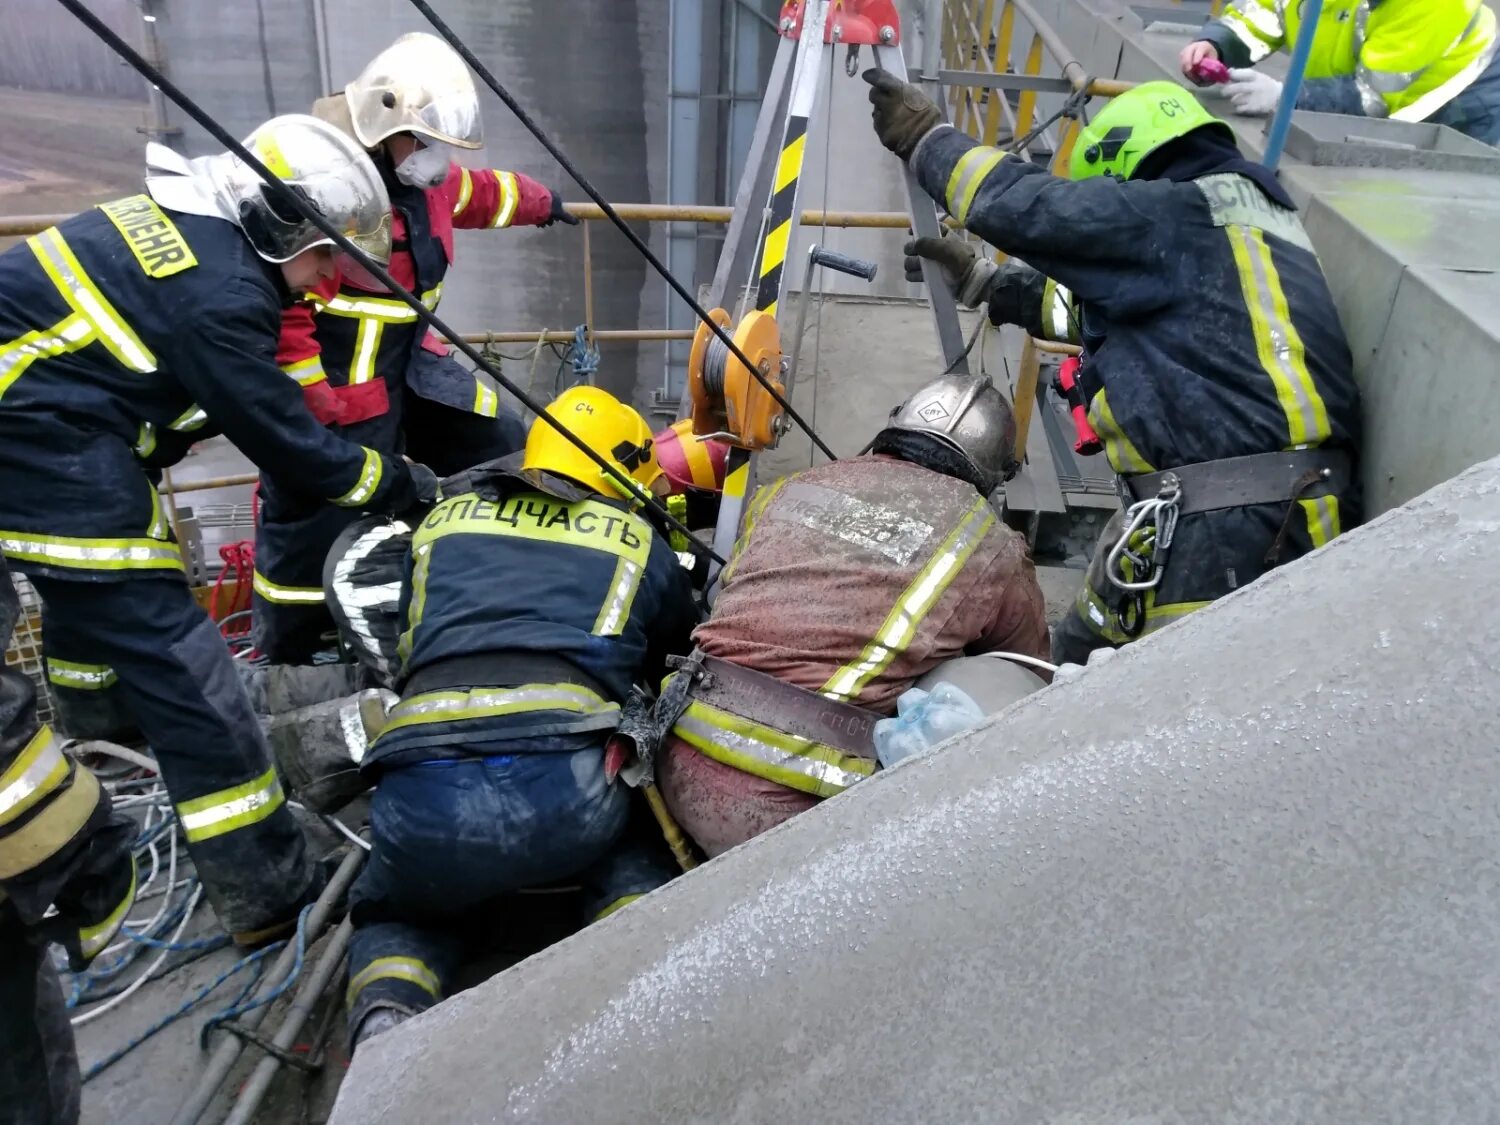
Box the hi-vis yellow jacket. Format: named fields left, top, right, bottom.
left=1201, top=0, right=1498, bottom=122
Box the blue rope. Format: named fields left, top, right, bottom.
left=570, top=323, right=599, bottom=382
left=78, top=940, right=284, bottom=1084
left=198, top=901, right=315, bottom=1049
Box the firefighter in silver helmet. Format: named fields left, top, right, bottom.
left=253, top=31, right=579, bottom=664
left=654, top=375, right=1051, bottom=857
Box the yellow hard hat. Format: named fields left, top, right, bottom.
left=523, top=386, right=662, bottom=502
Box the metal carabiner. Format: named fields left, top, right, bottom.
left=1104, top=473, right=1181, bottom=592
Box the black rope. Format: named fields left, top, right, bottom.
left=55, top=0, right=725, bottom=567
left=403, top=0, right=838, bottom=462
left=1007, top=76, right=1095, bottom=159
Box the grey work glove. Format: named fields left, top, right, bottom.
left=862, top=69, right=943, bottom=161
left=903, top=236, right=997, bottom=308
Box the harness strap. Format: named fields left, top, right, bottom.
left=1123, top=448, right=1352, bottom=518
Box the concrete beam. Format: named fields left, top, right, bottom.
left=334, top=454, right=1500, bottom=1125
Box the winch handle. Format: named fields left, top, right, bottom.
left=809, top=247, right=878, bottom=281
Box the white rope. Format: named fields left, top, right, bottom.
left=978, top=650, right=1059, bottom=675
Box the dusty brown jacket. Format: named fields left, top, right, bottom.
left=696, top=455, right=1049, bottom=714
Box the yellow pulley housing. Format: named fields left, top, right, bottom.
left=687, top=308, right=785, bottom=451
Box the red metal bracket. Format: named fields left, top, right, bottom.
left=777, top=0, right=901, bottom=46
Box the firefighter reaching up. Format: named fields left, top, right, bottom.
left=254, top=31, right=578, bottom=664
left=866, top=72, right=1363, bottom=665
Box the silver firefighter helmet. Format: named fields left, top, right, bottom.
left=877, top=374, right=1019, bottom=494
left=345, top=32, right=483, bottom=151
left=144, top=114, right=392, bottom=265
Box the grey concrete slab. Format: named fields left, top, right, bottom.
left=334, top=453, right=1500, bottom=1125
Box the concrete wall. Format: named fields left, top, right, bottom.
left=334, top=450, right=1500, bottom=1125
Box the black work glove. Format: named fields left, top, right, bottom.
left=540, top=189, right=579, bottom=227
left=39, top=815, right=137, bottom=972
left=396, top=461, right=440, bottom=524
left=862, top=69, right=943, bottom=161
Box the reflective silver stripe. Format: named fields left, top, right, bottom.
left=252, top=570, right=326, bottom=605
left=315, top=286, right=442, bottom=322
left=821, top=501, right=995, bottom=702
left=176, top=768, right=284, bottom=842
left=0, top=729, right=69, bottom=825
left=491, top=171, right=519, bottom=229
left=1220, top=13, right=1278, bottom=63
left=472, top=373, right=499, bottom=417
left=593, top=559, right=642, bottom=637
left=29, top=229, right=155, bottom=373
left=944, top=147, right=1005, bottom=227
left=46, top=658, right=118, bottom=690
left=281, top=356, right=327, bottom=386
left=1045, top=280, right=1074, bottom=341
left=0, top=533, right=182, bottom=571
left=674, top=711, right=868, bottom=793
left=386, top=684, right=613, bottom=728
left=329, top=520, right=408, bottom=679
left=333, top=448, right=384, bottom=507
left=0, top=314, right=93, bottom=399
left=168, top=405, right=207, bottom=432
left=134, top=421, right=158, bottom=458
left=348, top=956, right=441, bottom=1004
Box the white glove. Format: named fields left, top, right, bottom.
left=1223, top=68, right=1283, bottom=116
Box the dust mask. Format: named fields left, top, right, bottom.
left=394, top=139, right=453, bottom=188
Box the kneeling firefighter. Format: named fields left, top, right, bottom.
left=254, top=32, right=577, bottom=662
left=866, top=73, right=1363, bottom=664
left=344, top=386, right=698, bottom=1048
left=654, top=375, right=1051, bottom=858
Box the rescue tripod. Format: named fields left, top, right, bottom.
left=677, top=0, right=973, bottom=585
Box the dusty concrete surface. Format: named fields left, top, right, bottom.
left=336, top=455, right=1500, bottom=1124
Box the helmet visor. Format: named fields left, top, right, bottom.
left=413, top=93, right=482, bottom=149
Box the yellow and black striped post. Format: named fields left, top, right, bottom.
left=754, top=115, right=809, bottom=319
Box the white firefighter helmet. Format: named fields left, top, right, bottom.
left=876, top=374, right=1020, bottom=495
left=344, top=32, right=483, bottom=151
left=144, top=114, right=392, bottom=265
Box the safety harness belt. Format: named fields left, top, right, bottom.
left=1123, top=448, right=1351, bottom=517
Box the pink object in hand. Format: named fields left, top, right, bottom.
left=1190, top=58, right=1231, bottom=85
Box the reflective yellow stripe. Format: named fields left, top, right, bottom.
left=720, top=476, right=787, bottom=586
left=397, top=540, right=434, bottom=666
left=592, top=893, right=643, bottom=922
left=134, top=421, right=158, bottom=459
left=1220, top=11, right=1281, bottom=61
left=1087, top=390, right=1155, bottom=475
left=1299, top=494, right=1341, bottom=549
left=0, top=531, right=184, bottom=573
left=0, top=728, right=71, bottom=827
left=471, top=372, right=499, bottom=417
left=0, top=312, right=94, bottom=404
left=412, top=493, right=652, bottom=567
left=452, top=168, right=474, bottom=217
left=673, top=697, right=876, bottom=799
left=0, top=764, right=100, bottom=879
left=280, top=356, right=328, bottom=387
left=820, top=499, right=995, bottom=703
left=175, top=766, right=285, bottom=844
left=332, top=448, right=385, bottom=508
left=1227, top=226, right=1330, bottom=450
left=77, top=858, right=137, bottom=960
left=490, top=171, right=519, bottom=229
left=348, top=956, right=440, bottom=1006
left=943, top=145, right=1005, bottom=227
left=1041, top=278, right=1078, bottom=344
left=311, top=287, right=441, bottom=323
left=350, top=318, right=384, bottom=385
left=377, top=684, right=619, bottom=737
left=47, top=658, right=118, bottom=692
left=29, top=229, right=155, bottom=373
left=592, top=556, right=643, bottom=636
left=1077, top=585, right=1212, bottom=644
left=146, top=478, right=169, bottom=540
left=167, top=405, right=207, bottom=432
left=252, top=570, right=326, bottom=605
left=252, top=131, right=295, bottom=179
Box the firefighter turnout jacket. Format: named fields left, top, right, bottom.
left=911, top=127, right=1361, bottom=642
left=679, top=455, right=1050, bottom=799
left=365, top=464, right=698, bottom=771
left=1200, top=0, right=1498, bottom=123
left=0, top=198, right=419, bottom=581
left=276, top=156, right=553, bottom=429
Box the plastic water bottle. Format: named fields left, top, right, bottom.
left=873, top=684, right=986, bottom=768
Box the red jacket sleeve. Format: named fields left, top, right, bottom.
left=445, top=164, right=555, bottom=230
left=276, top=280, right=341, bottom=424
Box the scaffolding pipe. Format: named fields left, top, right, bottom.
left=1, top=206, right=951, bottom=240
left=1002, top=0, right=1135, bottom=97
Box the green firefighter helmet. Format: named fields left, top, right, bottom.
left=1069, top=81, right=1234, bottom=182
